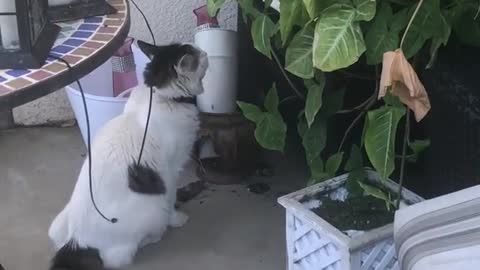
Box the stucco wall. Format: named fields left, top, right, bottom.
left=14, top=1, right=237, bottom=126
left=13, top=90, right=75, bottom=126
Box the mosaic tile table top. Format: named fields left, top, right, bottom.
left=0, top=0, right=129, bottom=106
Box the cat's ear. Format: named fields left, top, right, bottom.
left=137, top=40, right=158, bottom=59
left=176, top=53, right=199, bottom=73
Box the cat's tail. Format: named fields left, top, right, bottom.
left=50, top=239, right=104, bottom=270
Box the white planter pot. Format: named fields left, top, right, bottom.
left=66, top=43, right=148, bottom=146
left=278, top=171, right=423, bottom=270
left=65, top=86, right=130, bottom=146
left=194, top=29, right=238, bottom=114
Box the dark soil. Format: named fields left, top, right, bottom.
left=311, top=195, right=394, bottom=232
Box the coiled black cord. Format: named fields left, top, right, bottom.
left=49, top=55, right=117, bottom=223
left=129, top=0, right=156, bottom=166
left=49, top=0, right=157, bottom=224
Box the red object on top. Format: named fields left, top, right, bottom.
left=193, top=5, right=219, bottom=27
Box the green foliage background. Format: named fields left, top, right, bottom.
left=209, top=0, right=480, bottom=208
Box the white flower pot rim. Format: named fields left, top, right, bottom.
left=66, top=86, right=130, bottom=103
left=278, top=169, right=424, bottom=251
left=195, top=28, right=236, bottom=34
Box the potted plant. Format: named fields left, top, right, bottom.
left=209, top=0, right=480, bottom=269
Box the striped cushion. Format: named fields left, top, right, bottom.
left=394, top=185, right=480, bottom=270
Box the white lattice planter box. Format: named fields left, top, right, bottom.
left=278, top=171, right=423, bottom=270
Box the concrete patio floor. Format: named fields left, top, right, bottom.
left=0, top=127, right=306, bottom=270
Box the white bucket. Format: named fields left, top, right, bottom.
left=66, top=43, right=150, bottom=146
left=66, top=86, right=131, bottom=146
left=194, top=29, right=238, bottom=114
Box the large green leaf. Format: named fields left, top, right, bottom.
left=255, top=113, right=287, bottom=152
left=238, top=0, right=262, bottom=19
left=237, top=101, right=263, bottom=123
left=280, top=0, right=304, bottom=45
left=303, top=0, right=348, bottom=18
left=238, top=92, right=286, bottom=153
left=358, top=182, right=394, bottom=210
left=364, top=106, right=406, bottom=181
left=302, top=115, right=327, bottom=163
left=265, top=85, right=279, bottom=114
left=365, top=2, right=398, bottom=65
left=409, top=0, right=442, bottom=35
left=453, top=6, right=480, bottom=47
left=285, top=23, right=315, bottom=79
left=407, top=139, right=431, bottom=162
left=297, top=5, right=311, bottom=26
left=309, top=156, right=330, bottom=185
left=297, top=115, right=308, bottom=139
left=302, top=0, right=320, bottom=19
left=409, top=139, right=430, bottom=154
left=207, top=0, right=226, bottom=17
left=251, top=15, right=276, bottom=59
left=383, top=91, right=404, bottom=107
left=402, top=31, right=429, bottom=59
left=326, top=152, right=344, bottom=177
left=390, top=8, right=409, bottom=33
left=313, top=4, right=366, bottom=71
left=361, top=114, right=368, bottom=147
left=427, top=13, right=451, bottom=69
left=353, top=0, right=376, bottom=21
left=402, top=0, right=442, bottom=58
left=346, top=168, right=367, bottom=197
left=345, top=144, right=363, bottom=171
left=345, top=144, right=365, bottom=197
left=304, top=76, right=325, bottom=127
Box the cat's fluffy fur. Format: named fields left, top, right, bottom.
left=48, top=41, right=208, bottom=270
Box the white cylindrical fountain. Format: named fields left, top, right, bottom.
left=194, top=28, right=238, bottom=114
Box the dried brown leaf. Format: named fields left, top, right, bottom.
left=379, top=51, right=396, bottom=97
left=379, top=49, right=431, bottom=122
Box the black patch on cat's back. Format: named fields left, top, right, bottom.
left=128, top=163, right=166, bottom=194
left=50, top=240, right=103, bottom=270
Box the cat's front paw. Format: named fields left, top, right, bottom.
left=169, top=210, right=189, bottom=228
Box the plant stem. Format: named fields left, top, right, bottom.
left=339, top=70, right=375, bottom=81
left=337, top=94, right=376, bottom=114
left=338, top=110, right=367, bottom=153
left=337, top=66, right=379, bottom=152
left=337, top=94, right=377, bottom=152
left=400, top=0, right=425, bottom=49
left=396, top=109, right=410, bottom=209
left=271, top=49, right=305, bottom=99
left=279, top=95, right=299, bottom=105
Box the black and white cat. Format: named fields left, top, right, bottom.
left=48, top=41, right=209, bottom=270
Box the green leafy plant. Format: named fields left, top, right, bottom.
left=209, top=0, right=480, bottom=209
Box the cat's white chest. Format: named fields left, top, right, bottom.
left=148, top=110, right=198, bottom=168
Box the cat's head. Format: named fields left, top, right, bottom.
left=137, top=40, right=209, bottom=97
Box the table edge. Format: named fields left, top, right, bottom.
left=0, top=3, right=131, bottom=108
